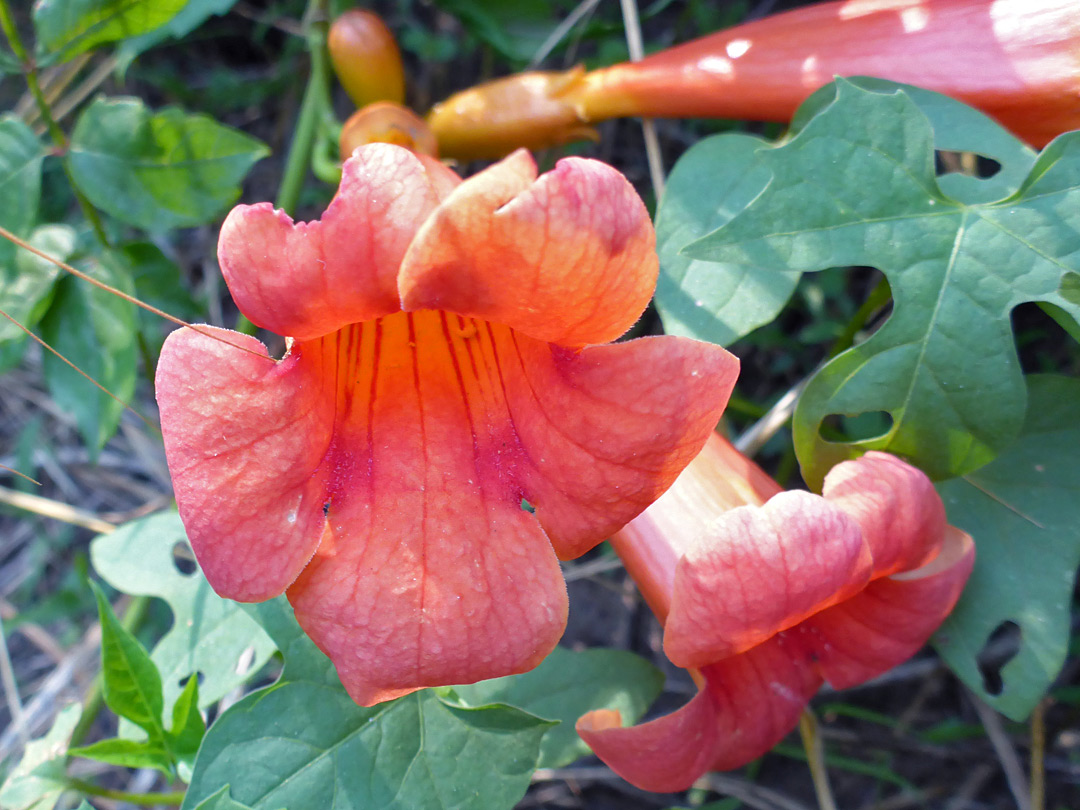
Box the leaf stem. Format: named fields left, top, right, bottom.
left=799, top=708, right=838, bottom=810
left=66, top=777, right=185, bottom=806
left=0, top=0, right=110, bottom=246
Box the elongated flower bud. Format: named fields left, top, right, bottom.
left=328, top=9, right=406, bottom=108
left=429, top=0, right=1080, bottom=158
left=340, top=102, right=439, bottom=160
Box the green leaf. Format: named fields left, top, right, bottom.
left=685, top=79, right=1080, bottom=486
left=119, top=0, right=238, bottom=63
left=67, top=97, right=269, bottom=230
left=240, top=596, right=339, bottom=687
left=0, top=224, right=74, bottom=353
left=77, top=582, right=173, bottom=773
left=655, top=78, right=1038, bottom=350
left=453, top=646, right=663, bottom=768
left=90, top=511, right=275, bottom=719
left=190, top=786, right=260, bottom=810
left=69, top=736, right=172, bottom=771
left=39, top=254, right=136, bottom=453
left=0, top=116, right=45, bottom=272
left=654, top=132, right=788, bottom=346
left=433, top=0, right=564, bottom=62
left=935, top=375, right=1080, bottom=720
left=183, top=686, right=551, bottom=810
left=33, top=0, right=188, bottom=62
left=168, top=673, right=206, bottom=771
left=0, top=703, right=80, bottom=810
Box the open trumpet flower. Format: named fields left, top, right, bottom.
left=577, top=433, right=974, bottom=792
left=429, top=0, right=1080, bottom=160
left=155, top=143, right=739, bottom=706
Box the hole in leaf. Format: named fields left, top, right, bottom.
left=171, top=541, right=197, bottom=576
left=819, top=411, right=893, bottom=443
left=323, top=501, right=331, bottom=516
left=179, top=671, right=206, bottom=689
left=235, top=645, right=257, bottom=677
left=976, top=621, right=1021, bottom=696
left=520, top=498, right=535, bottom=514
left=935, top=150, right=1002, bottom=178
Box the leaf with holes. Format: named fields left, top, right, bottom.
left=0, top=704, right=80, bottom=810
left=934, top=375, right=1080, bottom=720
left=655, top=78, right=1039, bottom=349
left=453, top=646, right=662, bottom=768
left=685, top=79, right=1080, bottom=487
left=33, top=0, right=188, bottom=63
left=67, top=97, right=268, bottom=230
left=90, top=512, right=275, bottom=720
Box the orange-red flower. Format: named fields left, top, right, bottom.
left=577, top=433, right=973, bottom=791
left=155, top=144, right=739, bottom=706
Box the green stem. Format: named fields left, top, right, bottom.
left=826, top=275, right=891, bottom=360
left=66, top=777, right=185, bottom=806
left=235, top=0, right=329, bottom=336
left=69, top=594, right=150, bottom=746
left=799, top=708, right=838, bottom=810
left=0, top=0, right=110, bottom=246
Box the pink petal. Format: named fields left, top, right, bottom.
left=399, top=150, right=657, bottom=347
left=823, top=451, right=947, bottom=578
left=577, top=633, right=821, bottom=791
left=219, top=144, right=458, bottom=340
left=799, top=526, right=975, bottom=689
left=156, top=326, right=335, bottom=600
left=664, top=490, right=871, bottom=668
left=504, top=333, right=739, bottom=560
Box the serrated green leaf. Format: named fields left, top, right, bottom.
left=33, top=0, right=188, bottom=62
left=90, top=512, right=275, bottom=719
left=453, top=646, right=663, bottom=768
left=183, top=686, right=551, bottom=810
left=685, top=79, right=1080, bottom=486
left=39, top=254, right=136, bottom=453
left=1, top=224, right=74, bottom=356
left=0, top=703, right=80, bottom=810
left=67, top=97, right=268, bottom=230
left=935, top=375, right=1080, bottom=720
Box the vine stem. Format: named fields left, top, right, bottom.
left=65, top=777, right=185, bottom=807
left=235, top=0, right=330, bottom=336
left=799, top=708, right=838, bottom=810
left=0, top=0, right=110, bottom=246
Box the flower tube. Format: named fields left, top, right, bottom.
left=428, top=0, right=1080, bottom=159
left=577, top=433, right=974, bottom=792
left=155, top=144, right=739, bottom=707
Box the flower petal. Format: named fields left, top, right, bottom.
left=279, top=311, right=573, bottom=705
left=218, top=144, right=458, bottom=340
left=156, top=326, right=336, bottom=601
left=399, top=149, right=657, bottom=347
left=665, top=491, right=871, bottom=668
left=577, top=634, right=821, bottom=791
left=798, top=526, right=975, bottom=689
left=823, top=451, right=947, bottom=578
left=504, top=334, right=739, bottom=560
